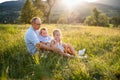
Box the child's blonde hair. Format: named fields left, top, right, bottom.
left=53, top=29, right=61, bottom=36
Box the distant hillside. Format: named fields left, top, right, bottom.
left=0, top=0, right=24, bottom=12
left=0, top=0, right=120, bottom=23
left=97, top=0, right=120, bottom=8
left=92, top=3, right=120, bottom=16
left=78, top=2, right=120, bottom=17
left=0, top=0, right=25, bottom=23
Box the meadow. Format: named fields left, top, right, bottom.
left=0, top=24, right=120, bottom=80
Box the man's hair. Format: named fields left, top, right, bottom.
left=53, top=29, right=61, bottom=36
left=40, top=27, right=47, bottom=34
left=31, top=17, right=41, bottom=23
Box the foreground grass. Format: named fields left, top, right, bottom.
left=0, top=24, right=120, bottom=80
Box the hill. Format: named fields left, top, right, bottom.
left=0, top=0, right=120, bottom=23
left=97, top=0, right=120, bottom=8
left=0, top=0, right=25, bottom=23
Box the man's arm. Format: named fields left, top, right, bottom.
left=36, top=43, right=53, bottom=51
left=36, top=43, right=72, bottom=57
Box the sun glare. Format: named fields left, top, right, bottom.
left=62, top=0, right=82, bottom=9
left=85, top=0, right=98, bottom=2
left=62, top=0, right=98, bottom=9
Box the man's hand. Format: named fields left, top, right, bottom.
left=36, top=43, right=41, bottom=50
left=37, top=43, right=73, bottom=58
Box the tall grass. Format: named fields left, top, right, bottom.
left=0, top=24, right=120, bottom=80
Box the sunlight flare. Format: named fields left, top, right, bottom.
left=62, top=0, right=98, bottom=9
left=85, top=0, right=98, bottom=2
left=62, top=0, right=82, bottom=8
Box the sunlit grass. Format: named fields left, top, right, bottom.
left=0, top=24, right=120, bottom=80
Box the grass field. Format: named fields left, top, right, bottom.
left=0, top=24, right=120, bottom=80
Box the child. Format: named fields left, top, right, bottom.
left=38, top=28, right=52, bottom=46
left=37, top=28, right=52, bottom=56
left=51, top=29, right=86, bottom=56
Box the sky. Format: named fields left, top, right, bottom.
left=0, top=0, right=17, bottom=3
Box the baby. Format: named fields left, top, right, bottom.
left=38, top=27, right=52, bottom=46
left=37, top=27, right=52, bottom=55
left=51, top=29, right=86, bottom=56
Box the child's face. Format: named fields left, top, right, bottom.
left=41, top=30, right=48, bottom=37
left=54, top=32, right=61, bottom=41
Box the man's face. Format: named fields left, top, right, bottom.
left=33, top=19, right=41, bottom=30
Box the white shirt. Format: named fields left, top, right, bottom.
left=24, top=26, right=39, bottom=54
left=35, top=30, right=52, bottom=43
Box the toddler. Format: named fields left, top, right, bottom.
left=51, top=29, right=86, bottom=56
left=38, top=28, right=52, bottom=46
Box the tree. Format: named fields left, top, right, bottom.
left=46, top=0, right=57, bottom=23
left=32, top=0, right=57, bottom=23
left=19, top=0, right=43, bottom=24
left=84, top=8, right=109, bottom=27
left=92, top=8, right=100, bottom=26
left=32, top=0, right=46, bottom=17
left=84, top=16, right=96, bottom=26
left=110, top=16, right=120, bottom=27
left=98, top=13, right=109, bottom=27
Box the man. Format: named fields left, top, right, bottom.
left=24, top=17, right=71, bottom=57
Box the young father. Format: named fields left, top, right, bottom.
left=24, top=17, right=71, bottom=57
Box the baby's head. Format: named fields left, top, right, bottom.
left=53, top=29, right=62, bottom=41
left=40, top=28, right=48, bottom=37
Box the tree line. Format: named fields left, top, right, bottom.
left=19, top=0, right=56, bottom=24
left=0, top=0, right=119, bottom=27
left=19, top=0, right=120, bottom=27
